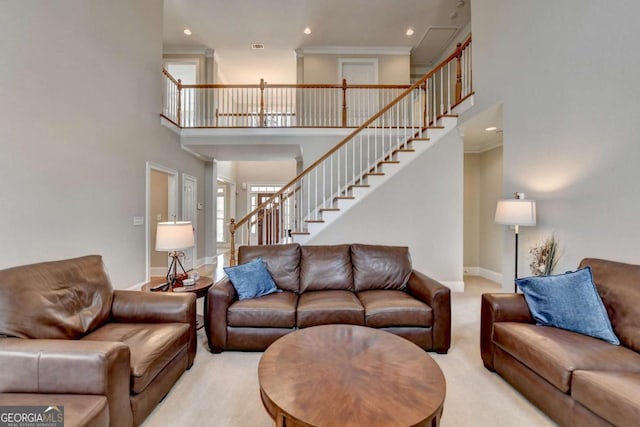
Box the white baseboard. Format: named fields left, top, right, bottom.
left=127, top=280, right=146, bottom=291
left=464, top=266, right=502, bottom=284
left=205, top=256, right=218, bottom=265
left=441, top=281, right=465, bottom=293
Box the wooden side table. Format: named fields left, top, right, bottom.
left=142, top=276, right=213, bottom=329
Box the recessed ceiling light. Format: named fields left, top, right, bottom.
left=304, top=27, right=311, bottom=35
left=485, top=126, right=498, bottom=132
left=183, top=29, right=192, bottom=36
left=406, top=28, right=415, bottom=36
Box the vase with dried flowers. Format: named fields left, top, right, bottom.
left=529, top=234, right=559, bottom=276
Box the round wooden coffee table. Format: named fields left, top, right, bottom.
left=258, top=324, right=446, bottom=427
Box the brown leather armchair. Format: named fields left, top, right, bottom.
left=0, top=255, right=197, bottom=427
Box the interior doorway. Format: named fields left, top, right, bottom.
left=146, top=162, right=178, bottom=281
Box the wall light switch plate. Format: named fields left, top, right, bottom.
left=197, top=202, right=203, bottom=210
left=133, top=216, right=144, bottom=226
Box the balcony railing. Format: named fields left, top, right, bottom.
left=161, top=76, right=416, bottom=128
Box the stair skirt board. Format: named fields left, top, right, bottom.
left=295, top=117, right=458, bottom=245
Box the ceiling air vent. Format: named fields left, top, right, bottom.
left=251, top=43, right=265, bottom=50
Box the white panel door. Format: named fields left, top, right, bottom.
left=339, top=59, right=378, bottom=126
left=182, top=174, right=197, bottom=270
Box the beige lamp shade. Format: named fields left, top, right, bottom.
left=495, top=199, right=536, bottom=226
left=156, top=221, right=195, bottom=251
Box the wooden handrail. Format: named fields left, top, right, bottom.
left=162, top=68, right=181, bottom=87
left=232, top=34, right=472, bottom=232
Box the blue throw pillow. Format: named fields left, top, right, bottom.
left=515, top=267, right=620, bottom=345
left=223, top=257, right=280, bottom=300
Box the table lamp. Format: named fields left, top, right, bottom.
left=495, top=193, right=536, bottom=292
left=156, top=221, right=195, bottom=290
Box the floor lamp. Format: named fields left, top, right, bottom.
left=156, top=221, right=195, bottom=291
left=495, top=193, right=536, bottom=292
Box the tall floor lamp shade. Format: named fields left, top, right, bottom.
left=156, top=221, right=195, bottom=290
left=495, top=194, right=536, bottom=292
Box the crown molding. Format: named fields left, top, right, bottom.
left=299, top=46, right=411, bottom=56
left=163, top=45, right=210, bottom=56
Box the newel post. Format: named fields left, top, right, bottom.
left=455, top=43, right=463, bottom=104
left=229, top=218, right=236, bottom=266
left=341, top=79, right=348, bottom=127
left=259, top=79, right=265, bottom=127
left=177, top=79, right=183, bottom=127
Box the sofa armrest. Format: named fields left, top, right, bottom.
left=0, top=337, right=132, bottom=427
left=480, top=293, right=533, bottom=370
left=111, top=290, right=197, bottom=367
left=406, top=270, right=451, bottom=353
left=205, top=277, right=237, bottom=353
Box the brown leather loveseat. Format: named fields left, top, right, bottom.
left=0, top=255, right=197, bottom=427
left=206, top=243, right=451, bottom=353
left=481, top=258, right=640, bottom=426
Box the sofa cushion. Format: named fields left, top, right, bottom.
left=0, top=255, right=113, bottom=340
left=239, top=244, right=300, bottom=293
left=492, top=322, right=640, bottom=392
left=82, top=322, right=190, bottom=394
left=515, top=267, right=619, bottom=345
left=300, top=245, right=353, bottom=292
left=297, top=291, right=364, bottom=328
left=227, top=291, right=297, bottom=328
left=351, top=244, right=412, bottom=292
left=580, top=258, right=640, bottom=352
left=0, top=393, right=109, bottom=427
left=572, top=370, right=640, bottom=426
left=224, top=258, right=280, bottom=300
left=358, top=290, right=433, bottom=328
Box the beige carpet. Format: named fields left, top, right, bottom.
left=142, top=276, right=555, bottom=426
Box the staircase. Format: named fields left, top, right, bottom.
left=229, top=36, right=472, bottom=264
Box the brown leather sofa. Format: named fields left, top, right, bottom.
left=481, top=258, right=640, bottom=426
left=0, top=255, right=197, bottom=427
left=206, top=243, right=451, bottom=353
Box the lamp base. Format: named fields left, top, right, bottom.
left=166, top=251, right=188, bottom=291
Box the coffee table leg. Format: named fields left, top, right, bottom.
left=275, top=408, right=285, bottom=427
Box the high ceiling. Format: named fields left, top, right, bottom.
left=163, top=1, right=496, bottom=152
left=163, top=0, right=471, bottom=83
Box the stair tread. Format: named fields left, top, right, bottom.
left=319, top=208, right=340, bottom=212
left=364, top=172, right=385, bottom=176
left=335, top=196, right=355, bottom=200
left=304, top=220, right=324, bottom=223
left=380, top=160, right=400, bottom=164
left=394, top=149, right=415, bottom=152
left=409, top=137, right=431, bottom=141
left=290, top=231, right=310, bottom=235
left=427, top=126, right=445, bottom=129
left=348, top=184, right=370, bottom=188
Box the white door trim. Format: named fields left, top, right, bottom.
left=146, top=161, right=179, bottom=283
left=182, top=173, right=198, bottom=269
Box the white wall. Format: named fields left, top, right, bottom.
left=0, top=0, right=206, bottom=288
left=302, top=54, right=410, bottom=84
left=308, top=130, right=464, bottom=288
left=469, top=0, right=640, bottom=289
